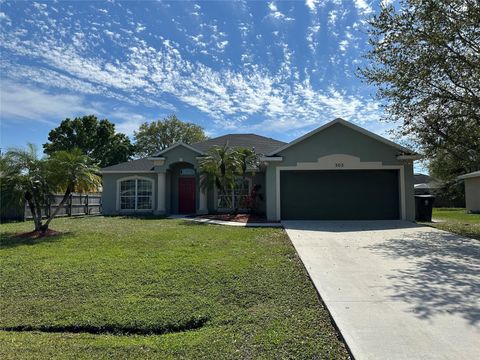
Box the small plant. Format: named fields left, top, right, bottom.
left=245, top=184, right=263, bottom=215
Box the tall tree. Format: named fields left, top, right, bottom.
left=2, top=144, right=52, bottom=231
left=1, top=145, right=101, bottom=233
left=43, top=115, right=134, bottom=167
left=360, top=0, right=480, bottom=179
left=43, top=148, right=101, bottom=231
left=236, top=147, right=259, bottom=182
left=134, top=115, right=207, bottom=157
left=199, top=144, right=239, bottom=208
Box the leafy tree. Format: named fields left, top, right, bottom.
left=428, top=154, right=466, bottom=206
left=1, top=145, right=101, bottom=233
left=360, top=0, right=480, bottom=180
left=43, top=148, right=101, bottom=231
left=43, top=115, right=134, bottom=167
left=2, top=144, right=52, bottom=231
left=134, top=115, right=207, bottom=157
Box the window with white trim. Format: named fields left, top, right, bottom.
left=217, top=178, right=251, bottom=209
left=120, top=178, right=153, bottom=210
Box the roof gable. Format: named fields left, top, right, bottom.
left=267, top=118, right=415, bottom=156
left=154, top=142, right=204, bottom=156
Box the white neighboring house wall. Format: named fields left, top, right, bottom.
left=458, top=171, right=480, bottom=213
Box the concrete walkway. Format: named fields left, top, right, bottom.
left=189, top=217, right=282, bottom=227
left=283, top=220, right=480, bottom=360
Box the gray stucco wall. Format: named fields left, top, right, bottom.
left=101, top=173, right=158, bottom=215
left=101, top=144, right=267, bottom=216
left=157, top=146, right=201, bottom=171
left=465, top=177, right=480, bottom=213
left=265, top=122, right=415, bottom=221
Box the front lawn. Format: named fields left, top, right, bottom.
left=0, top=217, right=348, bottom=359
left=429, top=208, right=480, bottom=240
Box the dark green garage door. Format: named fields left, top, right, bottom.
left=280, top=170, right=400, bottom=220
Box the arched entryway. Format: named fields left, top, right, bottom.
left=168, top=162, right=196, bottom=214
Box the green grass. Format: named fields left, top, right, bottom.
left=0, top=216, right=348, bottom=359
left=429, top=208, right=480, bottom=240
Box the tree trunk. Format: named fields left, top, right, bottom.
left=27, top=198, right=41, bottom=232
left=43, top=188, right=71, bottom=232
left=35, top=202, right=44, bottom=233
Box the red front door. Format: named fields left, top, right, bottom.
left=179, top=177, right=196, bottom=214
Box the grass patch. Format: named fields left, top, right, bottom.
left=427, top=208, right=480, bottom=240
left=0, top=217, right=348, bottom=359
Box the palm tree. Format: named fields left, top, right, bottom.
left=2, top=144, right=52, bottom=231
left=199, top=143, right=239, bottom=209
left=236, top=147, right=259, bottom=181
left=42, top=148, right=101, bottom=231
left=235, top=147, right=259, bottom=211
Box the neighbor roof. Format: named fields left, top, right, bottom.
left=191, top=134, right=286, bottom=155
left=457, top=170, right=480, bottom=180
left=414, top=173, right=432, bottom=185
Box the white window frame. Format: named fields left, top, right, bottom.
left=116, top=176, right=155, bottom=211
left=215, top=177, right=252, bottom=211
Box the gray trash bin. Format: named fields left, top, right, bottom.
left=415, top=195, right=435, bottom=221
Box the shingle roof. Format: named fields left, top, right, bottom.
left=102, top=134, right=286, bottom=172
left=101, top=157, right=155, bottom=172
left=191, top=134, right=286, bottom=155
left=457, top=170, right=480, bottom=180
left=414, top=173, right=432, bottom=185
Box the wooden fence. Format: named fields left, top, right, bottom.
left=24, top=193, right=102, bottom=219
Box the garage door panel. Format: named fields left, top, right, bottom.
left=280, top=170, right=399, bottom=220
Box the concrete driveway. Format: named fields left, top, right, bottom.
left=283, top=220, right=480, bottom=360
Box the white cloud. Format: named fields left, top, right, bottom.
left=306, top=24, right=321, bottom=53
left=354, top=0, right=373, bottom=15
left=217, top=40, right=229, bottom=50
left=0, top=12, right=10, bottom=21
left=266, top=1, right=294, bottom=21
left=33, top=2, right=47, bottom=11
left=305, top=0, right=317, bottom=12
left=0, top=1, right=382, bottom=135
left=339, top=39, right=349, bottom=52
left=111, top=111, right=149, bottom=136
left=0, top=81, right=96, bottom=125
left=135, top=23, right=146, bottom=33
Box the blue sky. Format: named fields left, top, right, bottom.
left=0, top=0, right=405, bottom=157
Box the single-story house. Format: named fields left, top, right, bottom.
left=457, top=171, right=480, bottom=213
left=413, top=173, right=441, bottom=195
left=101, top=118, right=419, bottom=221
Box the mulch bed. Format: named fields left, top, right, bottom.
left=197, top=214, right=279, bottom=223
left=14, top=229, right=63, bottom=240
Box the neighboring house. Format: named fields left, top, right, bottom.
left=414, top=173, right=441, bottom=195
left=101, top=118, right=419, bottom=221
left=457, top=171, right=480, bottom=213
